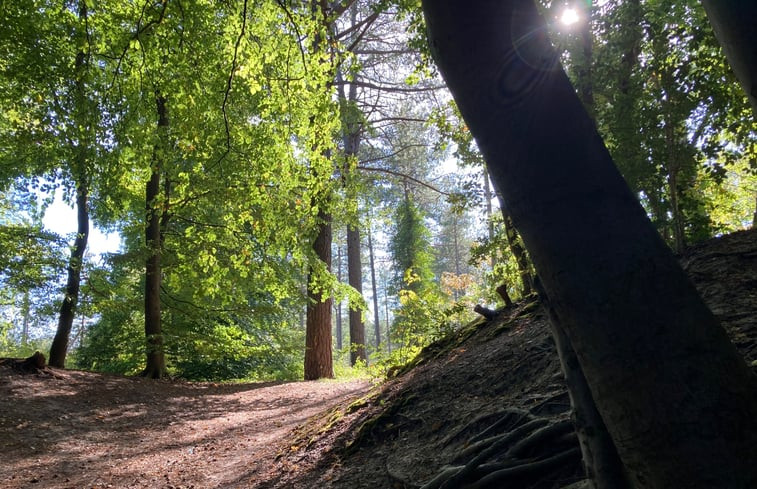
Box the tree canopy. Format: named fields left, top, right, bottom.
left=0, top=0, right=754, bottom=392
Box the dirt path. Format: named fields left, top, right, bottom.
left=0, top=368, right=371, bottom=489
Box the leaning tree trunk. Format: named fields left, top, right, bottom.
left=142, top=94, right=168, bottom=379
left=49, top=18, right=91, bottom=368
left=304, top=210, right=335, bottom=380
left=422, top=1, right=757, bottom=488
left=539, top=287, right=631, bottom=489
left=700, top=0, right=757, bottom=119
left=49, top=177, right=89, bottom=368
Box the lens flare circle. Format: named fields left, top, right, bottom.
left=560, top=8, right=580, bottom=26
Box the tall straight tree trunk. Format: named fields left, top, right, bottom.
left=335, top=245, right=343, bottom=351
left=367, top=222, right=381, bottom=348
left=383, top=270, right=391, bottom=353
left=142, top=94, right=168, bottom=379
left=50, top=7, right=91, bottom=368
left=347, top=225, right=366, bottom=364
left=423, top=2, right=757, bottom=488
left=21, top=292, right=30, bottom=345
left=304, top=210, right=334, bottom=380
left=663, top=100, right=686, bottom=254
left=339, top=65, right=367, bottom=365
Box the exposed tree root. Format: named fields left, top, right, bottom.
left=421, top=410, right=583, bottom=489
left=442, top=407, right=530, bottom=448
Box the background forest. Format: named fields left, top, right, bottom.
left=1, top=0, right=754, bottom=381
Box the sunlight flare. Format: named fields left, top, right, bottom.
left=560, top=7, right=580, bottom=26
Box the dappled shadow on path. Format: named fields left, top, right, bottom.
left=0, top=370, right=370, bottom=488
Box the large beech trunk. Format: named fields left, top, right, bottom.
left=304, top=211, right=334, bottom=380
left=422, top=1, right=757, bottom=487
left=142, top=95, right=168, bottom=379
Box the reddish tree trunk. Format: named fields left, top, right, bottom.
left=305, top=211, right=334, bottom=380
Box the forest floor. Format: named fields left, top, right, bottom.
left=1, top=229, right=756, bottom=489
left=0, top=373, right=371, bottom=488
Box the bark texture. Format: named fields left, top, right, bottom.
left=367, top=224, right=381, bottom=348
left=422, top=1, right=757, bottom=487
left=142, top=95, right=168, bottom=379
left=347, top=225, right=366, bottom=364
left=305, top=211, right=335, bottom=380
left=49, top=6, right=92, bottom=368
left=49, top=181, right=89, bottom=368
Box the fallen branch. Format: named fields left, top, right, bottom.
left=0, top=351, right=47, bottom=374
left=474, top=304, right=497, bottom=320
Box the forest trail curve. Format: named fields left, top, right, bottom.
left=0, top=370, right=371, bottom=489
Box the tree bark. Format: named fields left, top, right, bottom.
left=339, top=61, right=367, bottom=365
left=305, top=211, right=335, bottom=380
left=50, top=11, right=91, bottom=368
left=538, top=284, right=630, bottom=489
left=422, top=2, right=757, bottom=488
left=347, top=225, right=366, bottom=364
left=482, top=170, right=496, bottom=269
left=367, top=222, right=381, bottom=348
left=49, top=178, right=89, bottom=368
left=502, top=210, right=532, bottom=296
left=335, top=245, right=343, bottom=350
left=700, top=0, right=757, bottom=119
left=142, top=94, right=168, bottom=379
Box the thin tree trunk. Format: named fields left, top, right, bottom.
left=367, top=222, right=381, bottom=348
left=335, top=245, right=343, bottom=350
left=383, top=270, right=391, bottom=353
left=502, top=210, right=533, bottom=296
left=305, top=211, right=334, bottom=380
left=21, top=292, right=30, bottom=345
left=49, top=11, right=91, bottom=368
left=483, top=170, right=496, bottom=268
left=664, top=115, right=685, bottom=254
left=347, top=225, right=366, bottom=364
left=423, top=2, right=757, bottom=487
left=49, top=178, right=89, bottom=368
left=142, top=94, right=168, bottom=379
